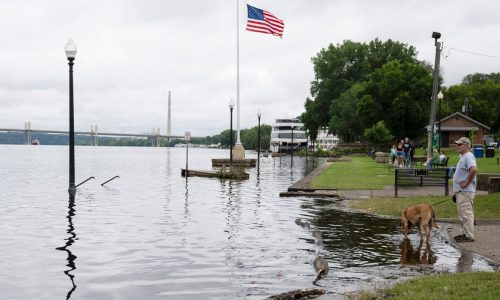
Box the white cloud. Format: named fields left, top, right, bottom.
left=1, top=0, right=499, bottom=136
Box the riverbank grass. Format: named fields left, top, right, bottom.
left=350, top=193, right=500, bottom=219
left=353, top=271, right=500, bottom=300
left=310, top=156, right=393, bottom=189
left=309, top=149, right=499, bottom=189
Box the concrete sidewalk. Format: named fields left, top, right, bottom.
left=337, top=185, right=488, bottom=199
left=446, top=221, right=500, bottom=264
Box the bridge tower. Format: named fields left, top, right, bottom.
left=167, top=90, right=171, bottom=142
left=151, top=128, right=161, bottom=147
left=91, top=125, right=98, bottom=146
left=24, top=121, right=32, bottom=145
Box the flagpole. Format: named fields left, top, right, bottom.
left=236, top=0, right=241, bottom=145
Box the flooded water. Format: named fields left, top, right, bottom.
left=0, top=145, right=496, bottom=299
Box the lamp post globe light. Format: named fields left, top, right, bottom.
left=229, top=100, right=235, bottom=172
left=437, top=91, right=444, bottom=153
left=257, top=111, right=261, bottom=172
left=65, top=39, right=77, bottom=196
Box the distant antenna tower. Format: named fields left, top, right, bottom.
left=167, top=91, right=171, bottom=139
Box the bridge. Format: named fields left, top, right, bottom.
left=0, top=122, right=186, bottom=147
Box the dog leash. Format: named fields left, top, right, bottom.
left=432, top=198, right=450, bottom=206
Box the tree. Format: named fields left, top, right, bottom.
left=445, top=73, right=500, bottom=133
left=364, top=121, right=393, bottom=151
left=241, top=124, right=272, bottom=150
left=328, top=83, right=366, bottom=141
left=300, top=98, right=320, bottom=141
left=304, top=38, right=420, bottom=141
left=359, top=60, right=433, bottom=139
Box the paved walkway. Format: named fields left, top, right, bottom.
left=446, top=222, right=500, bottom=264
left=338, top=185, right=488, bottom=198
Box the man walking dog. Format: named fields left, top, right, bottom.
left=452, top=137, right=477, bottom=243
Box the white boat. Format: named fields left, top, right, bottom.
left=270, top=118, right=308, bottom=153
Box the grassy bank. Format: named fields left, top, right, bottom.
left=309, top=148, right=499, bottom=190
left=350, top=193, right=500, bottom=219
left=353, top=271, right=500, bottom=300
left=310, top=156, right=393, bottom=189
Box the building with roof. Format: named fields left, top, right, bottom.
left=436, top=112, right=490, bottom=147
left=315, top=128, right=340, bottom=150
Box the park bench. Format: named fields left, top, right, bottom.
left=431, top=156, right=449, bottom=168
left=394, top=168, right=449, bottom=197
left=412, top=155, right=427, bottom=166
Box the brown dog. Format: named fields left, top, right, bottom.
left=400, top=204, right=438, bottom=242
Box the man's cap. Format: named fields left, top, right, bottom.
left=454, top=137, right=471, bottom=146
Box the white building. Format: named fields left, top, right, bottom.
left=315, top=128, right=339, bottom=150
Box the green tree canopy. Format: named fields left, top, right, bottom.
left=241, top=124, right=272, bottom=150
left=443, top=72, right=500, bottom=133
left=328, top=83, right=366, bottom=141
left=303, top=38, right=421, bottom=142
left=359, top=60, right=433, bottom=139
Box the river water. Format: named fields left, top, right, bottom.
left=0, top=145, right=496, bottom=299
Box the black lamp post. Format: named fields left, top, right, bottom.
left=229, top=100, right=234, bottom=172
left=437, top=91, right=443, bottom=153
left=65, top=39, right=77, bottom=197
left=257, top=111, right=261, bottom=172
left=305, top=129, right=308, bottom=160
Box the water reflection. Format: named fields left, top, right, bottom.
left=55, top=195, right=77, bottom=299
left=311, top=207, right=401, bottom=266
left=400, top=238, right=437, bottom=265
left=184, top=177, right=190, bottom=221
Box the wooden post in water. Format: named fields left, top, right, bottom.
left=185, top=131, right=191, bottom=176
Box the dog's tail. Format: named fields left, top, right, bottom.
left=430, top=206, right=439, bottom=229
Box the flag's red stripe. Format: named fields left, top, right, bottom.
left=247, top=20, right=283, bottom=35
left=247, top=21, right=278, bottom=33
left=246, top=24, right=272, bottom=34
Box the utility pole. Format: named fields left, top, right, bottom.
left=427, top=32, right=441, bottom=163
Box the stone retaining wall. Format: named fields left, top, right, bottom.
left=477, top=173, right=500, bottom=191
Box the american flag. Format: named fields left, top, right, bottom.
left=246, top=4, right=284, bottom=37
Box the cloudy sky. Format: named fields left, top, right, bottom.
left=1, top=0, right=499, bottom=137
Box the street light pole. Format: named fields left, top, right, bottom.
left=437, top=91, right=443, bottom=153
left=65, top=39, right=77, bottom=197
left=257, top=111, right=261, bottom=173
left=427, top=32, right=442, bottom=163
left=229, top=100, right=234, bottom=172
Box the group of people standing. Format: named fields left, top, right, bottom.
left=390, top=138, right=415, bottom=167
